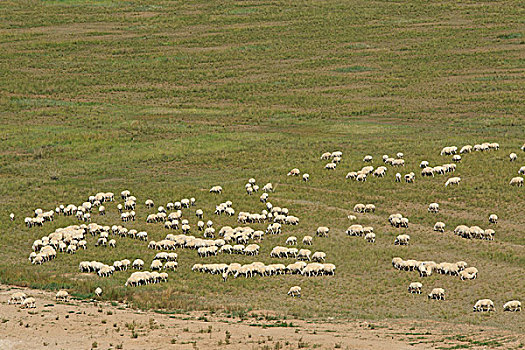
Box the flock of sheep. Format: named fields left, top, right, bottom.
left=8, top=142, right=524, bottom=316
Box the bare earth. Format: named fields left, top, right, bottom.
left=0, top=285, right=522, bottom=350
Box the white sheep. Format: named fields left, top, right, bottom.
left=365, top=204, right=376, bottom=213
left=428, top=288, right=445, bottom=300
left=9, top=213, right=14, bottom=221
left=420, top=161, right=429, bottom=168
left=21, top=297, right=36, bottom=309
left=311, top=251, right=326, bottom=262
left=395, top=173, right=401, bottom=182
left=302, top=173, right=309, bottom=181
left=445, top=177, right=461, bottom=187
left=460, top=145, right=472, bottom=153
left=321, top=152, right=332, bottom=160
left=519, top=166, right=525, bottom=175
left=503, top=300, right=521, bottom=312
left=433, top=222, right=445, bottom=233
left=510, top=153, right=517, bottom=161
left=408, top=282, right=422, bottom=294
left=510, top=177, right=524, bottom=187
left=347, top=214, right=357, bottom=221
left=288, top=286, right=301, bottom=297
left=394, top=234, right=410, bottom=245
left=316, top=226, right=329, bottom=237
left=297, top=249, right=312, bottom=261
left=262, top=183, right=274, bottom=192
left=364, top=232, right=376, bottom=243
left=325, top=162, right=337, bottom=170
left=108, top=239, right=116, bottom=248
left=302, top=235, right=313, bottom=245
left=286, top=236, right=297, bottom=245
left=287, top=168, right=300, bottom=176
left=210, top=185, right=223, bottom=194
left=489, top=214, right=498, bottom=224
left=95, top=287, right=103, bottom=297
left=363, top=155, right=373, bottom=162
left=55, top=290, right=69, bottom=301
left=428, top=203, right=439, bottom=213
left=473, top=299, right=494, bottom=312
left=8, top=292, right=27, bottom=305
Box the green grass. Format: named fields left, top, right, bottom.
left=0, top=0, right=524, bottom=335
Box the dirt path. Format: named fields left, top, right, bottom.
left=0, top=285, right=522, bottom=350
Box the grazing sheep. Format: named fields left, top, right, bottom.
left=473, top=299, right=494, bottom=312
left=428, top=288, right=445, bottom=300
left=321, top=152, right=332, bottom=160
left=21, top=297, right=36, bottom=309
left=347, top=214, right=357, bottom=221
left=98, top=206, right=106, bottom=215
left=363, top=155, right=373, bottom=163
left=95, top=287, right=103, bottom=297
left=316, top=226, right=329, bottom=237
left=452, top=155, right=461, bottom=163
left=509, top=177, right=524, bottom=187
left=408, top=282, right=422, bottom=294
left=365, top=204, right=376, bottom=213
left=262, top=183, right=274, bottom=192
left=303, top=173, right=310, bottom=182
left=395, top=173, right=401, bottom=182
left=132, top=259, right=144, bottom=270
left=519, top=166, right=525, bottom=175
left=311, top=251, right=326, bottom=262
left=394, top=234, right=410, bottom=245
left=108, top=239, right=116, bottom=248
left=297, top=249, right=312, bottom=261
left=9, top=213, right=14, bottom=221
left=489, top=214, right=498, bottom=224
left=392, top=159, right=405, bottom=167
left=286, top=236, right=297, bottom=245
left=288, top=286, right=301, bottom=297
left=210, top=185, right=223, bottom=194
left=287, top=168, right=300, bottom=176
left=503, top=300, right=521, bottom=312
left=346, top=224, right=364, bottom=236
left=420, top=161, right=429, bottom=168
left=428, top=203, right=439, bottom=213
left=8, top=292, right=27, bottom=305
left=364, top=232, right=376, bottom=243
left=460, top=145, right=472, bottom=153
left=510, top=153, right=517, bottom=162
left=433, top=222, right=445, bottom=233
left=55, top=290, right=69, bottom=302
left=302, top=235, right=313, bottom=245
left=445, top=177, right=461, bottom=187
left=353, top=203, right=366, bottom=213
left=440, top=146, right=457, bottom=156
left=325, top=162, right=337, bottom=170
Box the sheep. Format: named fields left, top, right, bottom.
left=262, top=183, right=274, bottom=192
left=132, top=259, right=144, bottom=270
left=347, top=215, right=357, bottom=221
left=316, top=226, right=329, bottom=237
left=346, top=172, right=357, bottom=179
left=394, top=234, right=410, bottom=245
left=364, top=232, right=376, bottom=243
left=428, top=288, right=445, bottom=300
left=510, top=153, right=517, bottom=161
left=510, top=177, right=524, bottom=187
left=55, top=290, right=69, bottom=302
left=421, top=167, right=434, bottom=177
left=21, top=297, right=36, bottom=309
left=392, top=159, right=405, bottom=167
left=404, top=172, right=415, bottom=183
left=395, top=173, right=402, bottom=182
left=210, top=185, right=223, bottom=194
left=9, top=213, right=14, bottom=221
left=365, top=204, right=376, bottom=213
left=353, top=203, right=366, bottom=213
left=325, top=162, right=337, bottom=170
left=428, top=202, right=439, bottom=213
left=311, top=251, right=326, bottom=262
left=473, top=299, right=494, bottom=312
left=445, top=177, right=461, bottom=187
left=420, top=161, right=429, bottom=168
left=98, top=206, right=106, bottom=215
left=522, top=143, right=525, bottom=152
left=302, top=173, right=310, bottom=182
left=287, top=168, right=300, bottom=176
left=488, top=214, right=498, bottom=224
left=408, top=282, right=422, bottom=294
left=459, top=270, right=476, bottom=280
left=519, top=166, right=525, bottom=175
left=503, top=300, right=521, bottom=312
left=288, top=286, right=301, bottom=297
left=302, top=235, right=313, bottom=245
left=440, top=146, right=457, bottom=155
left=8, top=292, right=27, bottom=305
left=297, top=249, right=312, bottom=261
left=452, top=155, right=461, bottom=163
left=458, top=145, right=472, bottom=153
left=286, top=236, right=297, bottom=245
left=433, top=222, right=445, bottom=233
left=95, top=287, right=103, bottom=297
left=363, top=155, right=373, bottom=162
left=108, top=239, right=116, bottom=248
left=346, top=224, right=364, bottom=236
left=321, top=152, right=332, bottom=160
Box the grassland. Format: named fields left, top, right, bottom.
left=0, top=0, right=523, bottom=335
